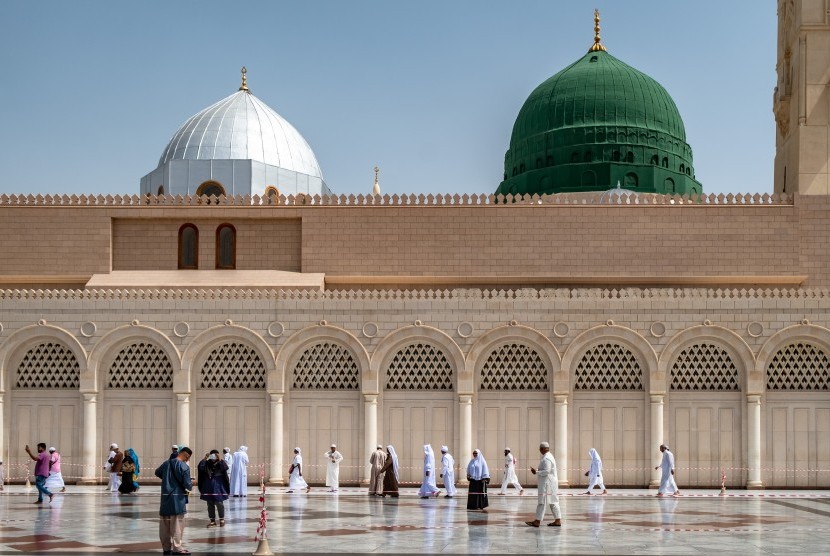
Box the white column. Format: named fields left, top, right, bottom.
left=650, top=394, right=664, bottom=487
left=269, top=393, right=284, bottom=485
left=554, top=395, right=569, bottom=487
left=458, top=395, right=472, bottom=485
left=363, top=394, right=378, bottom=485
left=0, top=393, right=5, bottom=476
left=80, top=393, right=98, bottom=484
left=176, top=393, right=190, bottom=448
left=746, top=394, right=763, bottom=489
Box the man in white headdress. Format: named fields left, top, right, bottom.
left=439, top=446, right=457, bottom=498
left=584, top=448, right=608, bottom=495
left=288, top=448, right=310, bottom=493
left=230, top=445, right=249, bottom=497
left=45, top=447, right=66, bottom=493
left=369, top=445, right=386, bottom=496
left=324, top=444, right=344, bottom=492
left=526, top=441, right=561, bottom=527
left=418, top=444, right=440, bottom=498
left=499, top=447, right=524, bottom=495
left=655, top=444, right=680, bottom=496
left=223, top=447, right=233, bottom=478
left=104, top=443, right=117, bottom=491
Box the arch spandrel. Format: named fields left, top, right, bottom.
left=0, top=324, right=88, bottom=393
left=87, top=325, right=181, bottom=393
left=756, top=324, right=830, bottom=395
left=370, top=325, right=467, bottom=394
left=274, top=324, right=370, bottom=394
left=657, top=325, right=755, bottom=394
left=466, top=325, right=561, bottom=392
left=180, top=324, right=274, bottom=393
left=560, top=325, right=657, bottom=395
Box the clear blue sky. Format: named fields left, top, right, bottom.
left=0, top=1, right=776, bottom=196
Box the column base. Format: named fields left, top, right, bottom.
left=746, top=481, right=765, bottom=490
left=457, top=479, right=469, bottom=487
left=77, top=478, right=100, bottom=486
left=648, top=480, right=660, bottom=489
left=558, top=481, right=570, bottom=488
left=266, top=479, right=286, bottom=487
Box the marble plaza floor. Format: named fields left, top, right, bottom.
left=1, top=485, right=829, bottom=554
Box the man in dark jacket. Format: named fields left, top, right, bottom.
left=155, top=447, right=193, bottom=554
left=108, top=445, right=124, bottom=492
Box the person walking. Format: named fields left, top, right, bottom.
left=198, top=449, right=230, bottom=528
left=418, top=444, right=441, bottom=499
left=118, top=448, right=139, bottom=495
left=380, top=445, right=399, bottom=498
left=466, top=448, right=490, bottom=511
left=584, top=448, right=608, bottom=495
left=104, top=443, right=117, bottom=491
left=287, top=448, right=310, bottom=493
left=526, top=442, right=561, bottom=527
left=155, top=446, right=193, bottom=554
left=230, top=446, right=249, bottom=497
left=24, top=443, right=53, bottom=504
left=109, top=445, right=124, bottom=492
left=45, top=447, right=66, bottom=493
left=499, top=447, right=524, bottom=496
left=655, top=444, right=680, bottom=497
left=368, top=445, right=386, bottom=496
left=324, top=444, right=344, bottom=492
left=439, top=446, right=457, bottom=498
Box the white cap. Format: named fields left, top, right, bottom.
left=539, top=442, right=550, bottom=448
left=48, top=447, right=56, bottom=452
left=440, top=446, right=449, bottom=452
left=111, top=443, right=118, bottom=449
left=505, top=447, right=511, bottom=452
left=376, top=444, right=383, bottom=449
left=172, top=444, right=178, bottom=450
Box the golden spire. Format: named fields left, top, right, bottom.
left=372, top=166, right=381, bottom=196
left=239, top=66, right=249, bottom=92
left=589, top=9, right=607, bottom=52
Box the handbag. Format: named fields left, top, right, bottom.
left=121, top=461, right=136, bottom=473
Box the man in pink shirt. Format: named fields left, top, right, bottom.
left=24, top=443, right=53, bottom=504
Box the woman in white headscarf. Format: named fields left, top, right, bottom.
left=380, top=445, right=399, bottom=498
left=418, top=444, right=441, bottom=498
left=288, top=447, right=311, bottom=493
left=584, top=448, right=608, bottom=495
left=466, top=448, right=490, bottom=511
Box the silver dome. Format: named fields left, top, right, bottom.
left=158, top=90, right=323, bottom=180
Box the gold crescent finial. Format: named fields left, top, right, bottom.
left=374, top=166, right=380, bottom=184
left=239, top=66, right=249, bottom=92
left=589, top=9, right=607, bottom=52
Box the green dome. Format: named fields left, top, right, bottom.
left=498, top=49, right=702, bottom=196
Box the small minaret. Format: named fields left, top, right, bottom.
left=372, top=166, right=381, bottom=196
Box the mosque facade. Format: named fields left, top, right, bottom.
left=1, top=3, right=830, bottom=490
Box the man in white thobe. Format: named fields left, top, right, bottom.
left=655, top=444, right=680, bottom=496
left=104, top=443, right=117, bottom=491
left=439, top=446, right=457, bottom=498
left=499, top=447, right=524, bottom=495
left=526, top=442, right=561, bottom=527
left=223, top=447, right=233, bottom=479
left=230, top=445, right=249, bottom=497
left=369, top=445, right=386, bottom=496
left=324, top=444, right=344, bottom=492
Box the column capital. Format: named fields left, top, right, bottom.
left=458, top=394, right=472, bottom=405
left=269, top=393, right=284, bottom=404
left=363, top=394, right=378, bottom=404
left=650, top=394, right=664, bottom=404
left=176, top=393, right=190, bottom=403
left=82, top=393, right=98, bottom=403
left=553, top=394, right=569, bottom=404
left=746, top=394, right=762, bottom=405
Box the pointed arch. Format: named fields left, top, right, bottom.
left=87, top=325, right=180, bottom=393
left=756, top=324, right=830, bottom=394
left=0, top=324, right=87, bottom=392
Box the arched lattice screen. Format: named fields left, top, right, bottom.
left=293, top=342, right=360, bottom=389
left=670, top=344, right=740, bottom=391
left=480, top=343, right=548, bottom=391
left=767, top=342, right=830, bottom=391
left=16, top=342, right=80, bottom=388
left=200, top=342, right=266, bottom=389
left=386, top=342, right=453, bottom=390
left=574, top=343, right=643, bottom=390
left=108, top=342, right=173, bottom=389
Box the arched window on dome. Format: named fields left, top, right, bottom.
left=685, top=167, right=691, bottom=176
left=216, top=223, right=236, bottom=270
left=178, top=224, right=199, bottom=270
left=611, top=151, right=621, bottom=162
left=650, top=154, right=659, bottom=165
left=624, top=172, right=639, bottom=189
left=546, top=155, right=554, bottom=167
left=157, top=185, right=165, bottom=196
left=679, top=164, right=686, bottom=173
left=662, top=157, right=669, bottom=168
left=664, top=178, right=676, bottom=194
left=519, top=163, right=526, bottom=173
left=584, top=151, right=593, bottom=163
left=571, top=152, right=580, bottom=163
left=625, top=152, right=634, bottom=163
left=196, top=180, right=225, bottom=198
left=512, top=167, right=518, bottom=177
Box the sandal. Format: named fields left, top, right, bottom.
left=207, top=521, right=217, bottom=528
left=525, top=520, right=540, bottom=527
left=219, top=519, right=226, bottom=527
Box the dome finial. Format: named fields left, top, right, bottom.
left=372, top=165, right=381, bottom=196
left=239, top=66, right=249, bottom=92
left=589, top=9, right=607, bottom=52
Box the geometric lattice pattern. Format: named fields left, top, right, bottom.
left=480, top=343, right=548, bottom=391
left=767, top=342, right=830, bottom=391
left=385, top=342, right=453, bottom=390
left=15, top=342, right=80, bottom=388
left=292, top=342, right=360, bottom=390
left=574, top=343, right=643, bottom=390
left=108, top=343, right=173, bottom=389
left=670, top=344, right=740, bottom=391
left=200, top=342, right=266, bottom=389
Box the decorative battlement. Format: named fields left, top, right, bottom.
left=0, top=287, right=827, bottom=301
left=0, top=192, right=794, bottom=207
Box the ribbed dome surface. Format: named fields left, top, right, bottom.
left=511, top=50, right=686, bottom=145
left=158, top=90, right=323, bottom=179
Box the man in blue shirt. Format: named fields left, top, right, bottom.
left=155, top=446, right=193, bottom=554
